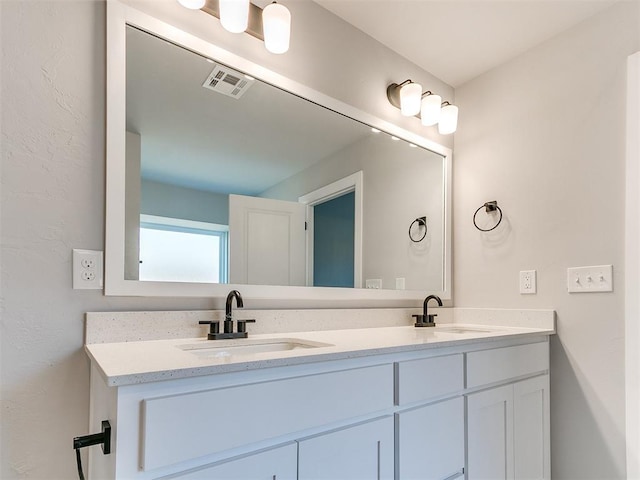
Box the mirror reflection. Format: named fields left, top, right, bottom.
left=125, top=26, right=445, bottom=291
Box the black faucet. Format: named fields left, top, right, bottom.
left=225, top=290, right=243, bottom=333
left=412, top=294, right=443, bottom=327
left=199, top=290, right=256, bottom=340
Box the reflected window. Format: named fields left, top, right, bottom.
left=139, top=215, right=228, bottom=283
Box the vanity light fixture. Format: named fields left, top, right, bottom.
left=262, top=2, right=291, bottom=54
left=438, top=102, right=459, bottom=135
left=392, top=80, right=422, bottom=116
left=219, top=0, right=250, bottom=33
left=178, top=0, right=206, bottom=9
left=420, top=91, right=441, bottom=127
left=178, top=0, right=292, bottom=54
left=387, top=80, right=458, bottom=134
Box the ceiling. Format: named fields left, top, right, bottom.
left=313, top=0, right=619, bottom=87
left=127, top=26, right=372, bottom=194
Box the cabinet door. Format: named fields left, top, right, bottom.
left=298, top=416, right=394, bottom=480
left=171, top=443, right=297, bottom=479
left=467, top=384, right=514, bottom=480
left=514, top=375, right=550, bottom=479
left=396, top=397, right=464, bottom=480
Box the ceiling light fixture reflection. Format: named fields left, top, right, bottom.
left=371, top=127, right=381, bottom=133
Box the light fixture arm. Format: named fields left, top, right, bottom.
left=201, top=0, right=265, bottom=41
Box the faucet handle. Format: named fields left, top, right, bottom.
left=198, top=320, right=220, bottom=335
left=237, top=319, right=256, bottom=333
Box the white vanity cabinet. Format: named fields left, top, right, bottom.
left=466, top=343, right=551, bottom=480
left=298, top=416, right=394, bottom=480
left=169, top=443, right=298, bottom=480
left=395, top=354, right=465, bottom=480
left=396, top=397, right=465, bottom=480
left=87, top=337, right=551, bottom=480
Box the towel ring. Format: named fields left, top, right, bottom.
left=473, top=201, right=503, bottom=232
left=409, top=216, right=427, bottom=242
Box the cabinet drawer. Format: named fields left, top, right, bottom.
left=169, top=443, right=297, bottom=479
left=142, top=364, right=393, bottom=471
left=466, top=341, right=548, bottom=389
left=396, top=354, right=463, bottom=405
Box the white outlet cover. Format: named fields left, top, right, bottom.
left=73, top=249, right=104, bottom=290
left=567, top=265, right=613, bottom=293
left=519, top=270, right=537, bottom=294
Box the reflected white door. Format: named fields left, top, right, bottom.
left=229, top=194, right=306, bottom=286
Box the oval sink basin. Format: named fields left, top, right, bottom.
left=178, top=338, right=333, bottom=358
left=435, top=326, right=495, bottom=334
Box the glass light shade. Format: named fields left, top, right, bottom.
left=219, top=0, right=250, bottom=33
left=400, top=82, right=422, bottom=116
left=178, top=0, right=206, bottom=8
left=438, top=104, right=459, bottom=135
left=420, top=93, right=442, bottom=126
left=263, top=3, right=291, bottom=54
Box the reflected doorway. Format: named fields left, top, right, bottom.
left=313, top=192, right=355, bottom=287
left=299, top=171, right=363, bottom=288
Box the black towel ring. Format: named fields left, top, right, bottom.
left=409, top=216, right=427, bottom=242
left=473, top=201, right=503, bottom=232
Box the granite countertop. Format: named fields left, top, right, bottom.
left=85, top=316, right=555, bottom=387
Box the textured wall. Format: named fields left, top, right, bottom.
left=0, top=1, right=452, bottom=478
left=453, top=2, right=640, bottom=478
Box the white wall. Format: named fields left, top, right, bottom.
left=141, top=179, right=229, bottom=225
left=0, top=1, right=453, bottom=478
left=453, top=2, right=640, bottom=478
left=262, top=135, right=445, bottom=291
left=626, top=50, right=640, bottom=480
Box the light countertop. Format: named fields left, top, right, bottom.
left=86, top=319, right=555, bottom=387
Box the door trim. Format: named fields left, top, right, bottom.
left=626, top=51, right=640, bottom=480
left=299, top=171, right=364, bottom=288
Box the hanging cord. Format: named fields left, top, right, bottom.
left=473, top=201, right=503, bottom=232
left=73, top=420, right=111, bottom=480
left=75, top=448, right=86, bottom=480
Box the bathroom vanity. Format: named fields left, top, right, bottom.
left=85, top=309, right=554, bottom=479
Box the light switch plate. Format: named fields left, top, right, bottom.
left=365, top=279, right=382, bottom=289
left=567, top=265, right=613, bottom=293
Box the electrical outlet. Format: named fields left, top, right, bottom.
left=395, top=278, right=405, bottom=290
left=520, top=270, right=537, bottom=294
left=73, top=249, right=103, bottom=290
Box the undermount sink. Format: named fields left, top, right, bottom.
left=178, top=338, right=334, bottom=358
left=436, top=326, right=495, bottom=334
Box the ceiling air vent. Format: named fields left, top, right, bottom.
left=202, top=64, right=254, bottom=99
